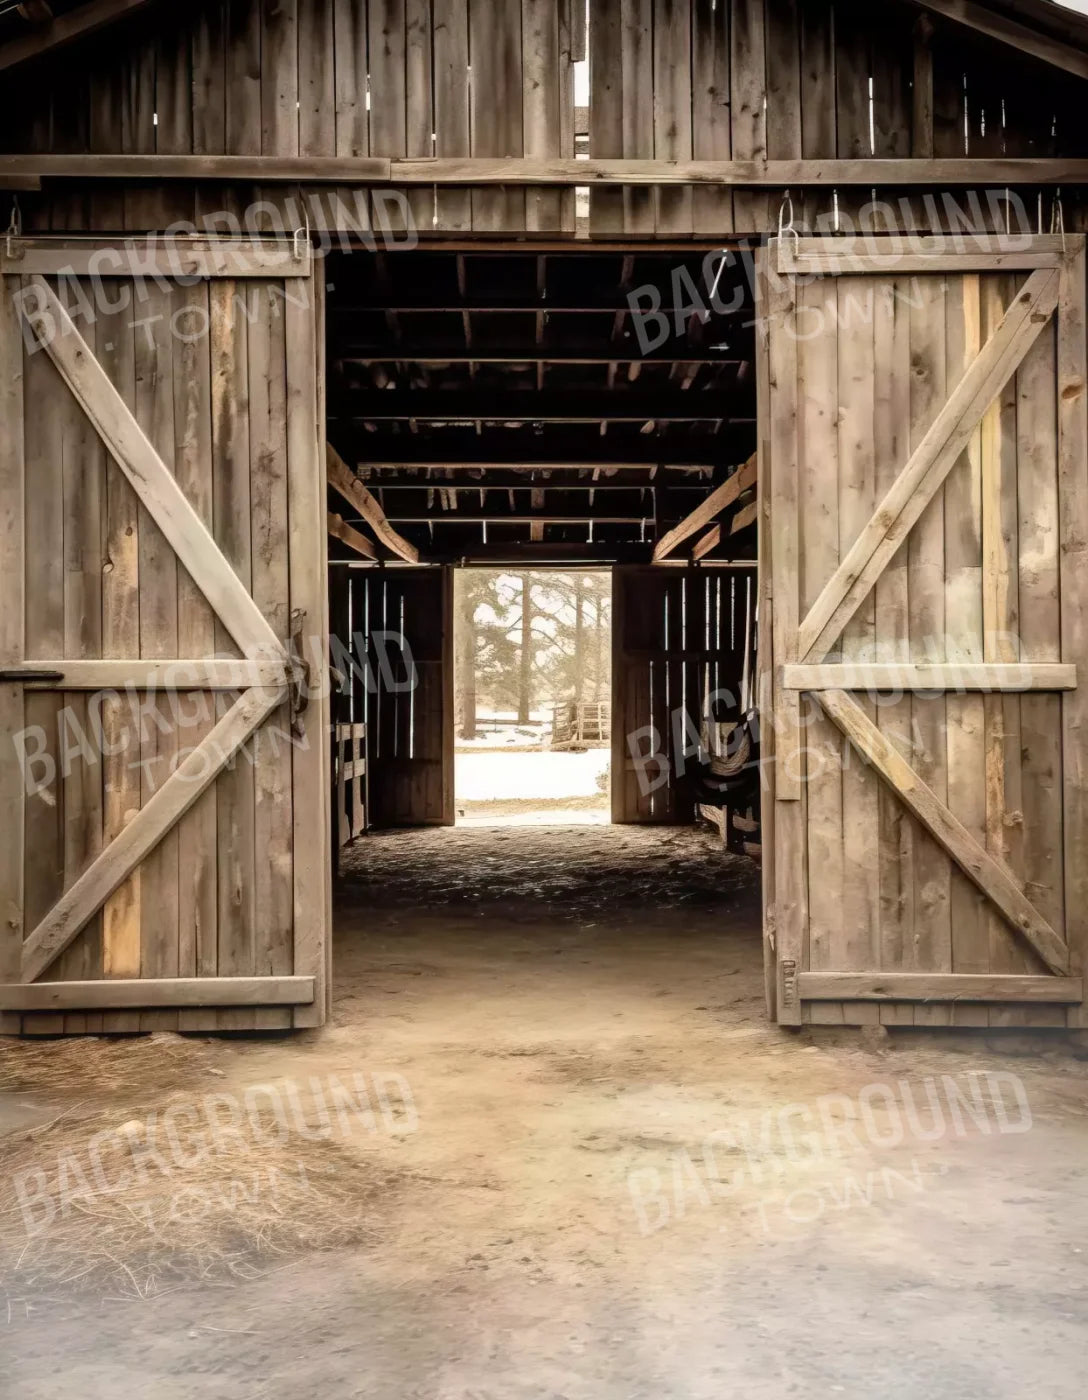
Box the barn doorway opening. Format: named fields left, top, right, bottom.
left=453, top=568, right=612, bottom=826
left=323, top=243, right=759, bottom=850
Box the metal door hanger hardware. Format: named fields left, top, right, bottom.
left=0, top=669, right=64, bottom=684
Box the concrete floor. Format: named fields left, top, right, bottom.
left=3, top=825, right=1088, bottom=1398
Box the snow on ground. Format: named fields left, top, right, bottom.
left=455, top=747, right=609, bottom=801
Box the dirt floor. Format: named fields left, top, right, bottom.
left=2, top=824, right=1088, bottom=1398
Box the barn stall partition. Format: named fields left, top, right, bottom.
left=2, top=0, right=1088, bottom=1034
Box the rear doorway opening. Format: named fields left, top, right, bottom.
left=454, top=568, right=612, bottom=827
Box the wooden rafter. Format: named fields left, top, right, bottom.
left=0, top=0, right=157, bottom=72
left=328, top=511, right=378, bottom=561
left=653, top=452, right=757, bottom=561
left=908, top=0, right=1088, bottom=82
left=327, top=444, right=420, bottom=563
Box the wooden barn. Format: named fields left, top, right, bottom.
left=1, top=0, right=1088, bottom=1035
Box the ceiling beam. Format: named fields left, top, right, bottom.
left=336, top=350, right=744, bottom=365
left=908, top=0, right=1088, bottom=81
left=0, top=0, right=157, bottom=73
left=327, top=512, right=377, bottom=561
left=334, top=393, right=739, bottom=422
left=6, top=154, right=1088, bottom=185
left=333, top=440, right=735, bottom=466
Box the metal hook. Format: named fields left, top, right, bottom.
left=777, top=190, right=800, bottom=249
left=293, top=205, right=311, bottom=264
left=1051, top=192, right=1066, bottom=255
left=5, top=195, right=22, bottom=260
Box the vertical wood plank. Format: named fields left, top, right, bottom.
left=434, top=0, right=472, bottom=229
left=173, top=281, right=219, bottom=1022
left=299, top=0, right=337, bottom=156
left=981, top=274, right=1028, bottom=1008
left=334, top=0, right=370, bottom=157
left=211, top=279, right=257, bottom=1029
left=763, top=256, right=805, bottom=1024
left=0, top=276, right=25, bottom=1031
left=98, top=290, right=142, bottom=1030
left=470, top=0, right=525, bottom=232
left=23, top=294, right=66, bottom=1028
left=797, top=275, right=842, bottom=1021
left=58, top=282, right=106, bottom=1031
left=873, top=274, right=915, bottom=1025
left=262, top=0, right=300, bottom=156
left=943, top=274, right=989, bottom=1024
left=836, top=275, right=880, bottom=1026
left=909, top=272, right=952, bottom=1023
left=226, top=0, right=262, bottom=157
left=1057, top=244, right=1088, bottom=1028
left=135, top=287, right=181, bottom=1030
left=523, top=0, right=563, bottom=233
left=249, top=285, right=295, bottom=980
left=730, top=0, right=767, bottom=232
left=620, top=0, right=654, bottom=234
left=692, top=0, right=732, bottom=236
left=369, top=0, right=409, bottom=234
left=287, top=272, right=330, bottom=1025
left=589, top=0, right=624, bottom=234
left=405, top=0, right=436, bottom=231
left=1016, top=299, right=1065, bottom=971
left=654, top=0, right=693, bottom=235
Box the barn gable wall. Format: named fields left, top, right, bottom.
left=2, top=0, right=1088, bottom=235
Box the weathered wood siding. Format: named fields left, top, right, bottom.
left=4, top=1, right=1088, bottom=236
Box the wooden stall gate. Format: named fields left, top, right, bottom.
left=760, top=233, right=1088, bottom=1028
left=612, top=566, right=756, bottom=823
left=354, top=566, right=454, bottom=828
left=0, top=238, right=331, bottom=1033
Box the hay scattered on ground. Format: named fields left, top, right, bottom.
left=0, top=1032, right=222, bottom=1100
left=0, top=1096, right=404, bottom=1301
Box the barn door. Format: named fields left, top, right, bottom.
left=0, top=239, right=330, bottom=1033
left=760, top=234, right=1088, bottom=1029
left=358, top=566, right=454, bottom=827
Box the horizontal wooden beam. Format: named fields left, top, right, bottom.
left=908, top=0, right=1088, bottom=82
left=327, top=443, right=419, bottom=562
left=380, top=510, right=649, bottom=524
left=1, top=240, right=311, bottom=278
left=7, top=658, right=290, bottom=690
left=361, top=472, right=700, bottom=491
left=328, top=511, right=377, bottom=560
left=653, top=453, right=757, bottom=560
left=0, top=975, right=315, bottom=1010
left=338, top=349, right=744, bottom=365
left=798, top=973, right=1083, bottom=1003
left=340, top=454, right=718, bottom=469
left=6, top=155, right=1088, bottom=186
left=784, top=662, right=1078, bottom=692
left=776, top=233, right=1077, bottom=276
left=336, top=393, right=737, bottom=422
left=0, top=0, right=156, bottom=72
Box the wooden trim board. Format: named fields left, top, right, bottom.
left=799, top=973, right=1082, bottom=1003
left=6, top=155, right=1088, bottom=185
left=784, top=663, right=1077, bottom=691
left=0, top=976, right=315, bottom=1010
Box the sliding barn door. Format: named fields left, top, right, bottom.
left=358, top=566, right=454, bottom=828
left=0, top=239, right=330, bottom=1033
left=760, top=234, right=1088, bottom=1029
